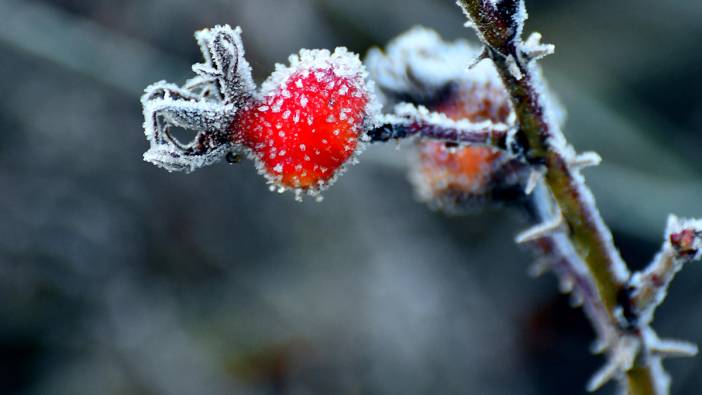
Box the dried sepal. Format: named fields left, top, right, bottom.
left=141, top=80, right=238, bottom=173
left=192, top=25, right=256, bottom=105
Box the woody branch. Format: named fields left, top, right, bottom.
left=457, top=0, right=701, bottom=394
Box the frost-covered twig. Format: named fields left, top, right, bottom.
left=455, top=0, right=697, bottom=394
left=367, top=104, right=514, bottom=151
left=630, top=216, right=702, bottom=326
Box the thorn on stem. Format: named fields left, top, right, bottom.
left=506, top=54, right=523, bottom=80
left=516, top=209, right=564, bottom=244
left=468, top=46, right=491, bottom=69
left=524, top=168, right=544, bottom=195
left=570, top=151, right=602, bottom=170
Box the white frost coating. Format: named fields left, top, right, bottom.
left=589, top=326, right=697, bottom=394
left=365, top=26, right=504, bottom=103
left=516, top=209, right=564, bottom=245
left=571, top=151, right=602, bottom=170
left=665, top=215, right=702, bottom=261
left=529, top=183, right=615, bottom=350
left=514, top=57, right=627, bottom=283
left=587, top=334, right=640, bottom=392
left=140, top=25, right=381, bottom=198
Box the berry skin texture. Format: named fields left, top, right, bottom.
left=232, top=49, right=374, bottom=193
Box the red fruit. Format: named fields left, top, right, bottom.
left=413, top=82, right=515, bottom=210
left=416, top=141, right=503, bottom=198
left=232, top=49, right=375, bottom=193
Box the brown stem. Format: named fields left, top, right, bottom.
left=458, top=0, right=628, bottom=320
left=367, top=120, right=511, bottom=150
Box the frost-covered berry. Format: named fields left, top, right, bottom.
left=233, top=48, right=378, bottom=193
left=141, top=25, right=379, bottom=199
left=367, top=27, right=527, bottom=211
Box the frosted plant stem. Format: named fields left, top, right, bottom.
left=454, top=1, right=672, bottom=393
left=525, top=184, right=615, bottom=347
left=367, top=117, right=512, bottom=150
left=457, top=0, right=628, bottom=316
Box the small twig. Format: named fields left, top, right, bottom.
left=367, top=106, right=513, bottom=151
left=630, top=216, right=702, bottom=326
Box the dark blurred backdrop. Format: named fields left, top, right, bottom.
left=1, top=1, right=701, bottom=394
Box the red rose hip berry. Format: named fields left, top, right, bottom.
left=232, top=48, right=376, bottom=193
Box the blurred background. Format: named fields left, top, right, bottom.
left=0, top=0, right=701, bottom=394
